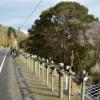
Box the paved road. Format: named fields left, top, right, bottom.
left=0, top=48, right=22, bottom=100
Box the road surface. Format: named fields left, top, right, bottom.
left=0, top=48, right=22, bottom=100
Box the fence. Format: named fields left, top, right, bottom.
left=85, top=84, right=100, bottom=100
left=18, top=50, right=100, bottom=100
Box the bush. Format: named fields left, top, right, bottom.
left=91, top=72, right=100, bottom=84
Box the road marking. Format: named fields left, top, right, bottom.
left=0, top=49, right=8, bottom=73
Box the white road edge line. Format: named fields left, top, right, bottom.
left=0, top=49, right=8, bottom=73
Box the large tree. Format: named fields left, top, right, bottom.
left=24, top=2, right=98, bottom=73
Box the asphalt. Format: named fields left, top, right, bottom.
left=0, top=48, right=22, bottom=100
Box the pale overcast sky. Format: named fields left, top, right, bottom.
left=0, top=0, right=99, bottom=33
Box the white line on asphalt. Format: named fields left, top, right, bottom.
left=0, top=49, right=8, bottom=73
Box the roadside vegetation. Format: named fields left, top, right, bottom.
left=20, top=2, right=100, bottom=84
left=0, top=24, right=26, bottom=48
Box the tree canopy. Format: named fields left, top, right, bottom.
left=21, top=1, right=98, bottom=74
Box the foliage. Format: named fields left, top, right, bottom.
left=70, top=43, right=96, bottom=73
left=91, top=72, right=100, bottom=84
left=21, top=2, right=98, bottom=74
left=7, top=27, right=17, bottom=38
left=0, top=25, right=9, bottom=47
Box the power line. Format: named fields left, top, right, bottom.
left=20, top=0, right=44, bottom=28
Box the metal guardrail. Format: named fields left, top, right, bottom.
left=85, top=84, right=100, bottom=100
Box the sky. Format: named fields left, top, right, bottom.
left=0, top=0, right=100, bottom=33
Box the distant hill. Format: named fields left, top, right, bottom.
left=0, top=24, right=27, bottom=47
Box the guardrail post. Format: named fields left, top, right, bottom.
left=65, top=75, right=68, bottom=90
left=29, top=57, right=31, bottom=68
left=34, top=60, right=36, bottom=74
left=51, top=71, right=54, bottom=92
left=45, top=59, right=49, bottom=87
left=81, top=81, right=85, bottom=100
left=26, top=57, right=27, bottom=67
left=68, top=75, right=71, bottom=100
left=32, top=58, right=35, bottom=74
left=80, top=70, right=88, bottom=100
left=46, top=66, right=49, bottom=87
left=42, top=62, right=45, bottom=85
left=59, top=73, right=63, bottom=99
left=32, top=56, right=34, bottom=74
left=38, top=60, right=40, bottom=79
left=57, top=63, right=64, bottom=99
left=50, top=61, right=55, bottom=92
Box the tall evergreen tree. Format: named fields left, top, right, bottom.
left=22, top=2, right=98, bottom=73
